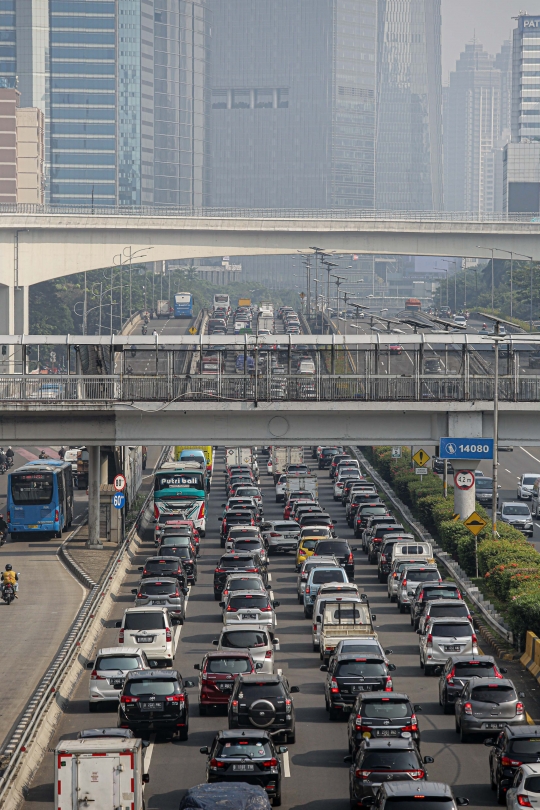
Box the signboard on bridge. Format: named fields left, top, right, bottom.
left=113, top=474, right=126, bottom=492
left=440, top=438, right=493, bottom=460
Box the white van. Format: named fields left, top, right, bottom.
left=391, top=541, right=434, bottom=565
left=116, top=607, right=176, bottom=666
left=531, top=477, right=540, bottom=517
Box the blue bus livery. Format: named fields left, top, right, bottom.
left=174, top=292, right=194, bottom=318
left=8, top=460, right=74, bottom=538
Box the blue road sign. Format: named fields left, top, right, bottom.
left=440, top=438, right=494, bottom=460
left=113, top=493, right=126, bottom=509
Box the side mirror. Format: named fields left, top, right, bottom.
left=279, top=746, right=288, bottom=754
left=413, top=704, right=422, bottom=712
left=484, top=738, right=495, bottom=746
left=212, top=639, right=218, bottom=646
left=218, top=517, right=223, bottom=521
left=255, top=662, right=264, bottom=670
left=273, top=601, right=280, bottom=608
left=434, top=666, right=443, bottom=675
left=115, top=621, right=122, bottom=628
left=131, top=589, right=137, bottom=594
left=219, top=602, right=225, bottom=608
left=500, top=667, right=508, bottom=674
left=416, top=629, right=422, bottom=635
left=138, top=566, right=144, bottom=572
left=183, top=588, right=188, bottom=596
left=199, top=746, right=209, bottom=754
left=388, top=664, right=397, bottom=672
left=499, top=780, right=511, bottom=789
left=371, top=614, right=376, bottom=621
left=320, top=664, right=328, bottom=672
left=86, top=661, right=94, bottom=669
left=290, top=685, right=300, bottom=694
left=193, top=663, right=200, bottom=670
left=343, top=754, right=353, bottom=763
left=221, top=504, right=226, bottom=507
left=142, top=774, right=150, bottom=785
left=184, top=680, right=195, bottom=688
left=456, top=800, right=470, bottom=807
left=148, top=660, right=159, bottom=668
left=384, top=649, right=393, bottom=655
left=424, top=756, right=434, bottom=764
left=352, top=547, right=359, bottom=552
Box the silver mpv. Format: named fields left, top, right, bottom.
left=131, top=577, right=187, bottom=624
left=418, top=617, right=477, bottom=674
left=455, top=677, right=526, bottom=742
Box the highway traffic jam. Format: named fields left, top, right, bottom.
left=39, top=303, right=540, bottom=810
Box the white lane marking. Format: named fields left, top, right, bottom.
left=144, top=733, right=156, bottom=771
left=505, top=469, right=512, bottom=474
left=267, top=573, right=272, bottom=582
left=175, top=624, right=182, bottom=646
left=519, top=446, right=540, bottom=465
left=283, top=749, right=291, bottom=777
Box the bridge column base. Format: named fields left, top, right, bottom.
left=87, top=445, right=103, bottom=550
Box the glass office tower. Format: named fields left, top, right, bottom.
left=376, top=0, right=443, bottom=211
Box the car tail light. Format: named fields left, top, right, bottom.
left=285, top=699, right=292, bottom=713
left=331, top=679, right=339, bottom=694
left=166, top=694, right=185, bottom=703
left=355, top=770, right=371, bottom=779
left=446, top=667, right=455, bottom=682
left=516, top=702, right=525, bottom=714
left=120, top=696, right=139, bottom=704
left=409, top=770, right=425, bottom=780
left=384, top=677, right=393, bottom=691
left=260, top=605, right=272, bottom=612
left=305, top=587, right=310, bottom=594
left=215, top=568, right=226, bottom=573
left=198, top=502, right=205, bottom=519
left=463, top=702, right=473, bottom=715
left=119, top=629, right=124, bottom=643
left=232, top=700, right=239, bottom=712
left=55, top=509, right=59, bottom=522
left=154, top=503, right=160, bottom=520
left=402, top=715, right=418, bottom=732
left=518, top=797, right=532, bottom=808
left=426, top=634, right=433, bottom=644
left=263, top=758, right=278, bottom=768
left=313, top=624, right=317, bottom=632
left=209, top=759, right=225, bottom=769
left=270, top=532, right=280, bottom=537
left=494, top=665, right=504, bottom=679
left=166, top=628, right=172, bottom=642
left=348, top=553, right=354, bottom=563
left=502, top=756, right=523, bottom=767
left=90, top=670, right=105, bottom=681
left=226, top=606, right=236, bottom=612
left=137, top=592, right=143, bottom=599
left=472, top=634, right=478, bottom=645
left=402, top=580, right=407, bottom=588
left=265, top=649, right=273, bottom=659
left=381, top=554, right=387, bottom=561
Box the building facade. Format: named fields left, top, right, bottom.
left=376, top=0, right=443, bottom=211
left=0, top=86, right=44, bottom=204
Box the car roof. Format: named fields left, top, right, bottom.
left=227, top=590, right=270, bottom=597
left=126, top=669, right=180, bottom=680
left=336, top=653, right=384, bottom=662
left=97, top=647, right=143, bottom=656
left=504, top=726, right=540, bottom=738
left=427, top=599, right=468, bottom=608
left=205, top=649, right=252, bottom=659
left=519, top=764, right=540, bottom=776
left=139, top=577, right=178, bottom=584
left=361, top=738, right=416, bottom=750
left=124, top=606, right=169, bottom=614
left=381, top=783, right=453, bottom=798
left=427, top=616, right=471, bottom=625
left=502, top=501, right=530, bottom=507
left=216, top=729, right=272, bottom=740
left=468, top=677, right=514, bottom=688
left=443, top=654, right=494, bottom=664
left=360, top=692, right=411, bottom=702
left=220, top=624, right=270, bottom=633
left=144, top=556, right=181, bottom=563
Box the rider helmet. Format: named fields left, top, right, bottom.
left=5, top=564, right=12, bottom=571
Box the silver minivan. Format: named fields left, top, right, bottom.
left=87, top=646, right=150, bottom=710
left=214, top=624, right=279, bottom=674
left=418, top=617, right=477, bottom=675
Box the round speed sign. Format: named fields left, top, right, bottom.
left=454, top=470, right=475, bottom=490
left=113, top=474, right=126, bottom=492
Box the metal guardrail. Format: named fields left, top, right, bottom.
left=0, top=203, right=540, bottom=222
left=2, top=373, right=540, bottom=403
left=0, top=446, right=171, bottom=804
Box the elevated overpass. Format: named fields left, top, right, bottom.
left=1, top=204, right=540, bottom=334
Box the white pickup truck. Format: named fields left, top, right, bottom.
left=319, top=598, right=377, bottom=663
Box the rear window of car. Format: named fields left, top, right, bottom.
left=124, top=613, right=166, bottom=630
left=145, top=560, right=178, bottom=573
left=302, top=516, right=331, bottom=525
left=362, top=700, right=409, bottom=719
left=510, top=740, right=540, bottom=755
left=384, top=800, right=455, bottom=810
left=336, top=660, right=385, bottom=677
left=96, top=655, right=142, bottom=671
left=361, top=751, right=420, bottom=770
left=396, top=545, right=429, bottom=555
left=406, top=570, right=440, bottom=582
left=140, top=582, right=177, bottom=595
left=471, top=685, right=516, bottom=702
left=315, top=542, right=349, bottom=556
left=312, top=569, right=347, bottom=584
left=454, top=660, right=496, bottom=677
left=161, top=535, right=190, bottom=546
left=240, top=683, right=285, bottom=699
left=273, top=523, right=299, bottom=532
left=322, top=448, right=339, bottom=456
left=228, top=595, right=270, bottom=609
left=431, top=623, right=472, bottom=637
left=206, top=657, right=252, bottom=674
left=236, top=488, right=260, bottom=497
left=220, top=557, right=256, bottom=569
left=301, top=527, right=329, bottom=538
left=215, top=739, right=272, bottom=757
left=221, top=631, right=268, bottom=648
left=301, top=539, right=318, bottom=550
left=227, top=517, right=253, bottom=526
left=125, top=679, right=176, bottom=696
left=430, top=604, right=469, bottom=618
left=233, top=540, right=263, bottom=551
left=424, top=589, right=459, bottom=600
left=525, top=777, right=540, bottom=792
left=227, top=578, right=263, bottom=591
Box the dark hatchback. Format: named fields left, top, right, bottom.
left=220, top=512, right=255, bottom=543
left=367, top=525, right=405, bottom=563
left=214, top=553, right=266, bottom=600
left=378, top=536, right=415, bottom=582
left=319, top=447, right=341, bottom=468
left=228, top=673, right=299, bottom=743
left=154, top=545, right=197, bottom=585
left=438, top=655, right=506, bottom=714
left=138, top=557, right=188, bottom=590
left=313, top=539, right=356, bottom=578
left=118, top=669, right=194, bottom=739
left=321, top=655, right=396, bottom=720
left=347, top=737, right=433, bottom=803
left=346, top=495, right=381, bottom=527
left=200, top=729, right=287, bottom=805
left=411, top=583, right=462, bottom=630
left=347, top=693, right=422, bottom=755
left=354, top=505, right=389, bottom=535
left=487, top=725, right=540, bottom=804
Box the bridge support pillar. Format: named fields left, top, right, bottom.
left=87, top=445, right=103, bottom=549
left=0, top=284, right=28, bottom=372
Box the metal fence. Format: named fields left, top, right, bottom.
left=2, top=373, right=540, bottom=403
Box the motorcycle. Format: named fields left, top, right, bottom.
left=130, top=346, right=137, bottom=358
left=141, top=325, right=148, bottom=336
left=6, top=456, right=13, bottom=469
left=0, top=531, right=6, bottom=547
left=0, top=461, right=7, bottom=475
left=2, top=583, right=15, bottom=605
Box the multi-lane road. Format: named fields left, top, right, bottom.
left=21, top=446, right=540, bottom=810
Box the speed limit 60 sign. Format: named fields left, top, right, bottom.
left=454, top=470, right=475, bottom=490
left=114, top=474, right=126, bottom=492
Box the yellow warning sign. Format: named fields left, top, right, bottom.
left=412, top=448, right=430, bottom=467
left=463, top=511, right=488, bottom=536
left=452, top=513, right=460, bottom=522
left=188, top=326, right=197, bottom=335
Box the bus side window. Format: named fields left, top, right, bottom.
left=57, top=471, right=64, bottom=517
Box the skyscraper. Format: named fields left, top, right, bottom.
left=443, top=43, right=504, bottom=213
left=376, top=0, right=443, bottom=211
left=208, top=0, right=377, bottom=210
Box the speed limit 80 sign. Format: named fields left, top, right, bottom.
left=454, top=470, right=475, bottom=490
left=113, top=474, right=126, bottom=492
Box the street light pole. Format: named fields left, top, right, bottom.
left=476, top=246, right=495, bottom=310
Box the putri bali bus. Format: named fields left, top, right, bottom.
left=153, top=461, right=207, bottom=536
left=8, top=459, right=74, bottom=539
left=174, top=292, right=194, bottom=318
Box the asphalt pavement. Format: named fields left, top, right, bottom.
left=21, top=447, right=525, bottom=810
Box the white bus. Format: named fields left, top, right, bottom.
left=213, top=293, right=230, bottom=314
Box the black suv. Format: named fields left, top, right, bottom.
left=347, top=693, right=422, bottom=755
left=487, top=725, right=540, bottom=804
left=138, top=557, right=188, bottom=590
left=321, top=654, right=396, bottom=720
left=346, top=495, right=381, bottom=527
left=228, top=673, right=299, bottom=743
left=346, top=737, right=433, bottom=802
left=354, top=505, right=389, bottom=537
left=200, top=729, right=287, bottom=805
left=438, top=655, right=506, bottom=714
left=319, top=447, right=341, bottom=468
left=214, top=553, right=266, bottom=600
left=118, top=669, right=194, bottom=739
left=155, top=544, right=197, bottom=585
left=411, top=583, right=463, bottom=630
left=367, top=525, right=404, bottom=563
left=312, top=539, right=356, bottom=579
left=360, top=782, right=469, bottom=810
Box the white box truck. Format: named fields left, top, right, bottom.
left=271, top=447, right=304, bottom=483
left=55, top=736, right=148, bottom=810
left=225, top=447, right=253, bottom=467
left=156, top=299, right=171, bottom=318
left=285, top=474, right=318, bottom=500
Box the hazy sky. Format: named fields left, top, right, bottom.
left=441, top=0, right=540, bottom=81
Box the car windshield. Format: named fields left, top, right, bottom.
left=96, top=655, right=142, bottom=671
left=407, top=570, right=440, bottom=582
left=360, top=751, right=419, bottom=770
left=336, top=660, right=385, bottom=677
left=312, top=569, right=347, bottom=584
left=503, top=505, right=531, bottom=516
left=140, top=583, right=177, bottom=595
left=227, top=578, right=264, bottom=591
left=221, top=631, right=268, bottom=648
left=216, top=739, right=272, bottom=758
left=429, top=604, right=468, bottom=618
left=476, top=478, right=493, bottom=489
left=523, top=476, right=538, bottom=486
left=206, top=657, right=252, bottom=674
left=510, top=740, right=540, bottom=755
left=431, top=623, right=472, bottom=637
left=454, top=661, right=496, bottom=677
left=362, top=700, right=410, bottom=719
left=471, top=685, right=516, bottom=703
left=240, top=683, right=284, bottom=699
left=124, top=613, right=165, bottom=630
left=315, top=542, right=349, bottom=556
left=126, top=679, right=176, bottom=697
left=228, top=595, right=270, bottom=609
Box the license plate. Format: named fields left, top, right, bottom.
left=241, top=614, right=256, bottom=620
left=484, top=722, right=503, bottom=729
left=28, top=524, right=38, bottom=529
left=352, top=684, right=372, bottom=692
left=374, top=729, right=399, bottom=737
left=110, top=679, right=123, bottom=688
left=218, top=683, right=233, bottom=691
left=141, top=703, right=163, bottom=711
left=152, top=600, right=164, bottom=605
left=135, top=636, right=155, bottom=643
left=232, top=764, right=254, bottom=771
left=444, top=645, right=461, bottom=652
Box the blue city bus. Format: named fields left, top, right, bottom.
left=7, top=460, right=74, bottom=539
left=174, top=292, right=194, bottom=318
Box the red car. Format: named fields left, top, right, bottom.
left=389, top=344, right=403, bottom=355
left=195, top=650, right=259, bottom=714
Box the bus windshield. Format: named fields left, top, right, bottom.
left=175, top=293, right=191, bottom=304
left=11, top=472, right=54, bottom=505
left=155, top=472, right=204, bottom=492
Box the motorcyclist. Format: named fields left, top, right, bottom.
left=1, top=564, right=18, bottom=597
left=5, top=446, right=13, bottom=467
left=38, top=449, right=49, bottom=459
left=0, top=448, right=7, bottom=470
left=130, top=344, right=137, bottom=358
left=0, top=513, right=7, bottom=544
left=141, top=325, right=148, bottom=335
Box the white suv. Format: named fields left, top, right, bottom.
left=517, top=474, right=539, bottom=500
left=116, top=607, right=177, bottom=667
left=418, top=617, right=477, bottom=675
left=88, top=646, right=150, bottom=710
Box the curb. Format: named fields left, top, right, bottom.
left=57, top=524, right=96, bottom=589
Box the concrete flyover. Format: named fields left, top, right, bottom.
left=1, top=205, right=540, bottom=334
